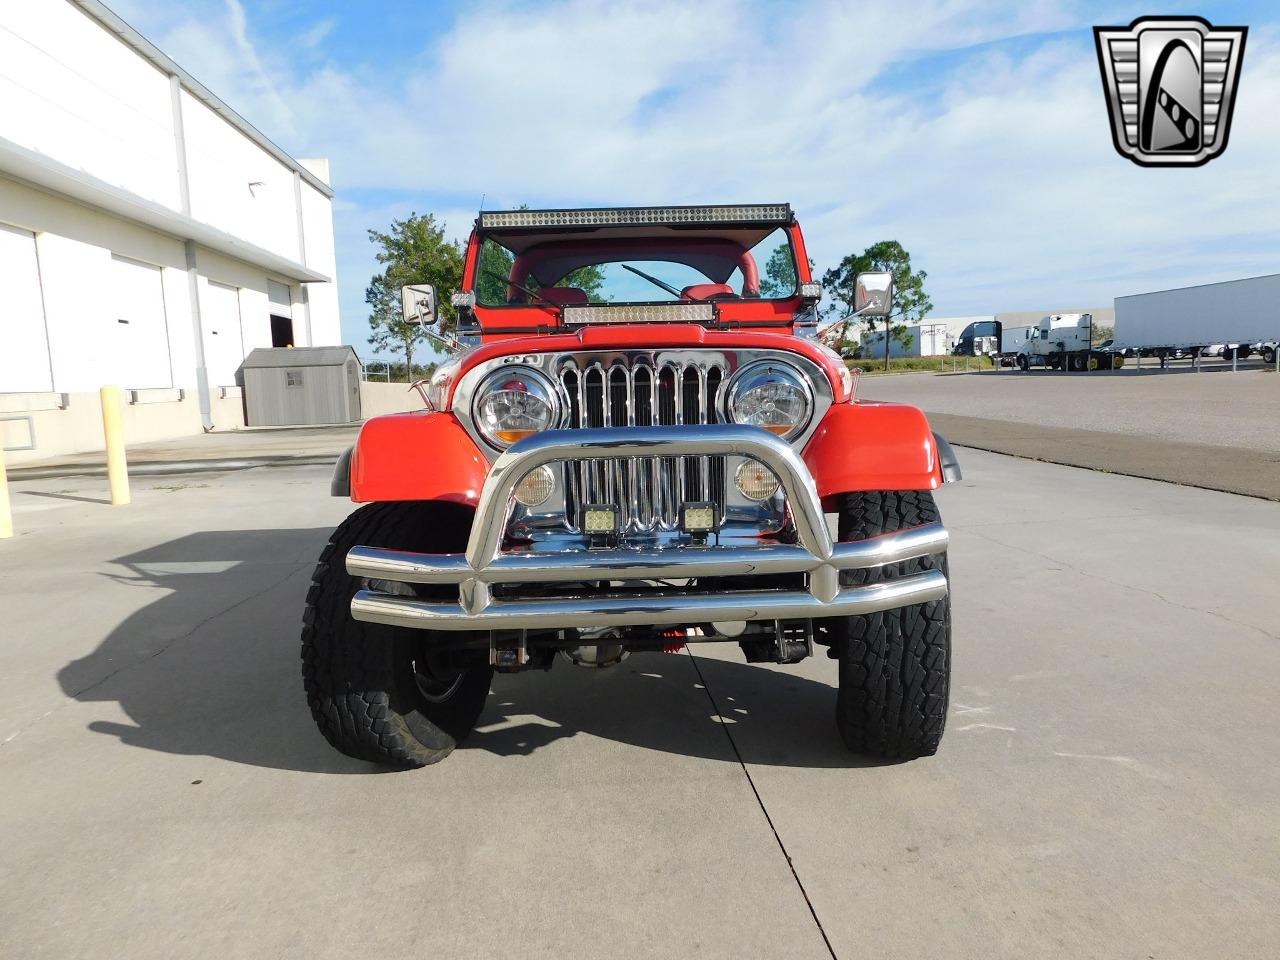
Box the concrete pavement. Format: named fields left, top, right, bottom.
left=1, top=451, right=1277, bottom=958
left=6, top=423, right=359, bottom=479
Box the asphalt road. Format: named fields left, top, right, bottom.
left=863, top=366, right=1280, bottom=454
left=2, top=452, right=1278, bottom=959
left=865, top=369, right=1280, bottom=499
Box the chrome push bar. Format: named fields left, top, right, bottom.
left=348, top=426, right=949, bottom=631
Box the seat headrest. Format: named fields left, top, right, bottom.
left=681, top=283, right=737, bottom=302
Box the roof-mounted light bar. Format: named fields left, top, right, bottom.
left=478, top=204, right=792, bottom=230
left=562, top=303, right=716, bottom=325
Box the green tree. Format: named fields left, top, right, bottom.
left=365, top=212, right=464, bottom=377
left=758, top=248, right=815, bottom=298
left=821, top=241, right=933, bottom=370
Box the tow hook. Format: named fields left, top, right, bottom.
left=740, top=619, right=814, bottom=664
left=489, top=630, right=529, bottom=671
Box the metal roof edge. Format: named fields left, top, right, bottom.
left=0, top=135, right=330, bottom=283
left=68, top=0, right=334, bottom=199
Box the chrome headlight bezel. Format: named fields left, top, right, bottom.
left=720, top=359, right=815, bottom=441
left=470, top=366, right=562, bottom=450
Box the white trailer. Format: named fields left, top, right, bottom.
left=990, top=324, right=1035, bottom=366
left=1114, top=274, right=1280, bottom=363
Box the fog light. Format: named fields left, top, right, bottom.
left=681, top=502, right=717, bottom=532
left=582, top=505, right=619, bottom=534
left=734, top=459, right=781, bottom=501
left=514, top=465, right=555, bottom=507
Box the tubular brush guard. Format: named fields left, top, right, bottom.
left=345, top=425, right=949, bottom=632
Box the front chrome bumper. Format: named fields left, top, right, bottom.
left=346, top=425, right=949, bottom=631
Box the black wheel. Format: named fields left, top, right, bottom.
left=1264, top=347, right=1276, bottom=365
left=819, top=491, right=951, bottom=760
left=1016, top=355, right=1029, bottom=371
left=1223, top=347, right=1234, bottom=362
left=301, top=502, right=492, bottom=769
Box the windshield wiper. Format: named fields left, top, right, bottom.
left=622, top=263, right=684, bottom=299
left=482, top=269, right=561, bottom=311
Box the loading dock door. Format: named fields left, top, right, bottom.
left=0, top=223, right=53, bottom=392
left=203, top=281, right=245, bottom=388
left=110, top=255, right=172, bottom=389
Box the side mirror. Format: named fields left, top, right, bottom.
left=400, top=284, right=438, bottom=326
left=853, top=271, right=893, bottom=317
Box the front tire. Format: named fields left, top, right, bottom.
left=301, top=502, right=493, bottom=769
left=821, top=491, right=951, bottom=760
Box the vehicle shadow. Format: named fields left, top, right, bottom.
left=57, top=528, right=883, bottom=774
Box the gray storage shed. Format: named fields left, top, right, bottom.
left=239, top=346, right=362, bottom=426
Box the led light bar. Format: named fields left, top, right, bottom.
left=562, top=303, right=715, bottom=326
left=479, top=204, right=792, bottom=229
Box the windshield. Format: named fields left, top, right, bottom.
left=475, top=227, right=797, bottom=306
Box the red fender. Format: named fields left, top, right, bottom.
left=803, top=401, right=942, bottom=503
left=351, top=402, right=941, bottom=507
left=350, top=413, right=488, bottom=505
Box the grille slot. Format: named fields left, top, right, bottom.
left=559, top=359, right=726, bottom=533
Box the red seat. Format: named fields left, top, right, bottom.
left=681, top=283, right=736, bottom=302
left=536, top=286, right=589, bottom=305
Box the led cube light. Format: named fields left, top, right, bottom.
left=681, top=502, right=718, bottom=533
left=582, top=505, right=619, bottom=534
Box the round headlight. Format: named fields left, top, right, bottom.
left=724, top=361, right=813, bottom=440
left=473, top=368, right=559, bottom=448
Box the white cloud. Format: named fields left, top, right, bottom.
left=108, top=0, right=1280, bottom=343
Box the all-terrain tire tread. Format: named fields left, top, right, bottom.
left=831, top=490, right=951, bottom=760
left=300, top=502, right=486, bottom=769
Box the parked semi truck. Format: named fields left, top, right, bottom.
left=951, top=319, right=1000, bottom=358
left=1014, top=314, right=1121, bottom=371
left=1114, top=274, right=1280, bottom=362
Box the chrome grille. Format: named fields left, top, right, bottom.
left=558, top=359, right=726, bottom=533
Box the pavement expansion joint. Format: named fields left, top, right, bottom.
left=687, top=650, right=839, bottom=960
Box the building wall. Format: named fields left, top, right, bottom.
left=0, top=176, right=327, bottom=396
left=0, top=0, right=342, bottom=463
left=0, top=381, right=420, bottom=467
left=0, top=2, right=337, bottom=273
left=0, top=0, right=180, bottom=209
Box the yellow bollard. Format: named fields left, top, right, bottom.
left=0, top=438, right=12, bottom=539
left=100, top=385, right=131, bottom=506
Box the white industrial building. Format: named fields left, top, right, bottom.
left=0, top=0, right=340, bottom=464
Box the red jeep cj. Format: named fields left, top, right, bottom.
left=306, top=204, right=959, bottom=769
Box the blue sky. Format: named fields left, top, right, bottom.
left=108, top=1, right=1279, bottom=357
